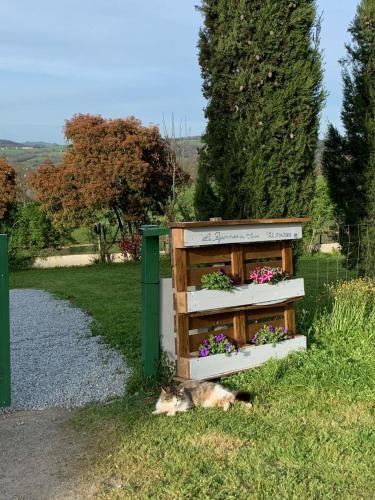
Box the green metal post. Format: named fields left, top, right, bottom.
left=0, top=235, right=11, bottom=407
left=141, top=225, right=169, bottom=377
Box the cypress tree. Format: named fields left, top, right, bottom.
left=322, top=1, right=375, bottom=270
left=323, top=0, right=375, bottom=225
left=322, top=124, right=350, bottom=224
left=195, top=0, right=324, bottom=220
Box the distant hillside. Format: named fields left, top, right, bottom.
left=0, top=136, right=202, bottom=175
left=172, top=136, right=202, bottom=179
left=0, top=139, right=27, bottom=148
left=0, top=140, right=65, bottom=170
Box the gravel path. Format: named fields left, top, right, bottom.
left=5, top=289, right=130, bottom=411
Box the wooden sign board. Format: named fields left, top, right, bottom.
left=169, top=219, right=309, bottom=248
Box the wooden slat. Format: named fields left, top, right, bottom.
left=187, top=246, right=231, bottom=265
left=246, top=307, right=285, bottom=322
left=187, top=264, right=232, bottom=287
left=231, top=244, right=244, bottom=283
left=284, top=303, right=296, bottom=336
left=189, top=313, right=233, bottom=330
left=173, top=249, right=187, bottom=292
left=176, top=292, right=187, bottom=314
left=282, top=241, right=293, bottom=276
left=168, top=217, right=311, bottom=228
left=189, top=328, right=235, bottom=352
left=243, top=242, right=282, bottom=260
left=176, top=314, right=190, bottom=357
left=177, top=356, right=190, bottom=379
left=172, top=230, right=188, bottom=314
left=233, top=311, right=246, bottom=346
left=171, top=227, right=184, bottom=248
left=231, top=244, right=245, bottom=346
left=246, top=318, right=285, bottom=339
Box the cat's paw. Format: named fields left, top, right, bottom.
left=241, top=402, right=253, bottom=410
left=222, top=402, right=232, bottom=412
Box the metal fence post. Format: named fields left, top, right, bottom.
left=141, top=225, right=169, bottom=378
left=0, top=234, right=11, bottom=407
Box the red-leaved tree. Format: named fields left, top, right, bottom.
left=0, top=158, right=17, bottom=220
left=29, top=114, right=188, bottom=237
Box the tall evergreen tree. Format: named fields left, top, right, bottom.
left=195, top=0, right=324, bottom=220
left=323, top=0, right=375, bottom=226
left=322, top=124, right=350, bottom=224
left=322, top=1, right=375, bottom=270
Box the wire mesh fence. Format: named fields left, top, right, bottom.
left=295, top=222, right=375, bottom=332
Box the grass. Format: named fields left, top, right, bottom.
left=10, top=255, right=374, bottom=498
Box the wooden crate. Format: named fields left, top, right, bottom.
left=168, top=218, right=309, bottom=379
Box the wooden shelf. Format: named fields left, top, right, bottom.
left=168, top=217, right=311, bottom=228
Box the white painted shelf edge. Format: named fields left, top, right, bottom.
left=187, top=278, right=305, bottom=313
left=189, top=335, right=307, bottom=380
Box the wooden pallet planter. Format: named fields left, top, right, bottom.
left=168, top=218, right=309, bottom=380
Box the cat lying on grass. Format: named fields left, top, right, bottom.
left=153, top=380, right=252, bottom=416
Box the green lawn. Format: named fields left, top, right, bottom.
left=10, top=256, right=373, bottom=499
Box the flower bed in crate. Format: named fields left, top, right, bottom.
left=187, top=335, right=306, bottom=380
left=185, top=278, right=305, bottom=313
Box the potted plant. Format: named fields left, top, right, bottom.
left=186, top=267, right=304, bottom=314
left=188, top=324, right=306, bottom=380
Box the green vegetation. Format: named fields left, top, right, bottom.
left=323, top=0, right=375, bottom=226
left=0, top=144, right=64, bottom=170
left=195, top=0, right=324, bottom=220
left=304, top=175, right=337, bottom=251
left=10, top=256, right=372, bottom=497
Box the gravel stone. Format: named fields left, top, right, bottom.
left=3, top=289, right=130, bottom=412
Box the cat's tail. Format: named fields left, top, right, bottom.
left=234, top=390, right=253, bottom=407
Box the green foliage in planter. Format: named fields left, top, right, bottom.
left=250, top=324, right=288, bottom=346
left=195, top=0, right=324, bottom=220
left=200, top=270, right=233, bottom=291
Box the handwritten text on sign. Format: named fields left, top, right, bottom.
left=183, top=224, right=303, bottom=247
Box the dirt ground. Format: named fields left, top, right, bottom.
left=0, top=408, right=98, bottom=500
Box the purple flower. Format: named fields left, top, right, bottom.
left=214, top=334, right=226, bottom=343
left=199, top=347, right=210, bottom=357
left=251, top=334, right=258, bottom=343
left=282, top=327, right=288, bottom=334
left=268, top=325, right=275, bottom=333
left=225, top=343, right=232, bottom=352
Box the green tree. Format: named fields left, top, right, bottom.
left=322, top=125, right=350, bottom=224
left=3, top=202, right=64, bottom=269
left=322, top=1, right=375, bottom=270
left=323, top=1, right=375, bottom=227
left=195, top=0, right=324, bottom=220
left=304, top=175, right=337, bottom=252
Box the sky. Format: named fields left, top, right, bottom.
left=0, top=0, right=360, bottom=144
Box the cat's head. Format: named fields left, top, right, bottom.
left=155, top=385, right=186, bottom=410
